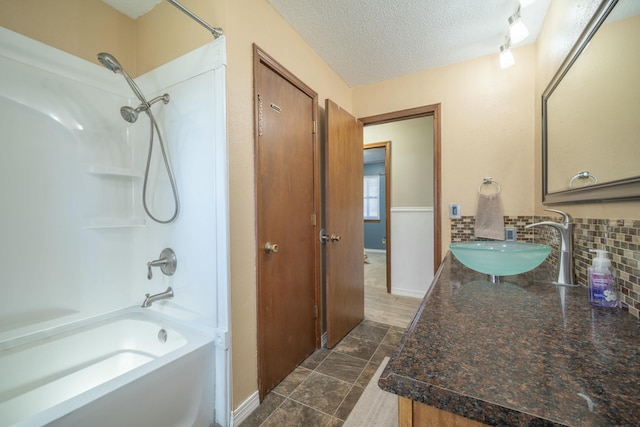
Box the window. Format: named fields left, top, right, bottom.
left=363, top=175, right=380, bottom=220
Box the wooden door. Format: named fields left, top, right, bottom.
left=254, top=46, right=319, bottom=399
left=325, top=99, right=364, bottom=348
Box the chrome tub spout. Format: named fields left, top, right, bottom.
left=142, top=287, right=174, bottom=308
left=525, top=209, right=575, bottom=286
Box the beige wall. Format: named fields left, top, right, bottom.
left=136, top=0, right=226, bottom=75
left=354, top=45, right=537, bottom=257
left=364, top=117, right=434, bottom=207
left=0, top=0, right=135, bottom=70
left=534, top=0, right=640, bottom=219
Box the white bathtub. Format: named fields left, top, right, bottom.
left=0, top=308, right=215, bottom=427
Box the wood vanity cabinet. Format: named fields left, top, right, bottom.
left=398, top=397, right=489, bottom=427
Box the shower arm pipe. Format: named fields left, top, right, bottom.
left=166, top=0, right=223, bottom=38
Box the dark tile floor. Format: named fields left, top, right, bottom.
left=239, top=320, right=405, bottom=427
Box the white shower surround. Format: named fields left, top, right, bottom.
left=0, top=27, right=230, bottom=426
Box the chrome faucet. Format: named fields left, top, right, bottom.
left=141, top=286, right=174, bottom=308
left=525, top=209, right=575, bottom=285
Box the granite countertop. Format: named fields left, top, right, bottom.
left=379, top=253, right=640, bottom=427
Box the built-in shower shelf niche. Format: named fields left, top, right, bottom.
left=82, top=218, right=146, bottom=229
left=84, top=164, right=144, bottom=228
left=87, top=165, right=143, bottom=178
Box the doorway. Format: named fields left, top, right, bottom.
left=360, top=105, right=442, bottom=287
left=363, top=142, right=391, bottom=292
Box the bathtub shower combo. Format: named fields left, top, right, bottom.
left=0, top=9, right=229, bottom=427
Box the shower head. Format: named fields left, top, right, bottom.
left=120, top=105, right=142, bottom=123
left=120, top=95, right=170, bottom=124
left=97, top=52, right=149, bottom=107
left=97, top=52, right=123, bottom=73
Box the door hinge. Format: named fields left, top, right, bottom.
left=257, top=93, right=264, bottom=136
left=314, top=305, right=318, bottom=319
left=311, top=213, right=316, bottom=226
left=312, top=120, right=317, bottom=134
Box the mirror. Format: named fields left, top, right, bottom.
left=542, top=0, right=640, bottom=204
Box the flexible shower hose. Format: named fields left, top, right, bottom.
left=142, top=110, right=180, bottom=224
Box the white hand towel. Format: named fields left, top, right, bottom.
left=474, top=193, right=505, bottom=240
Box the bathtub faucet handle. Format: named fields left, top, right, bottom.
left=147, top=248, right=177, bottom=280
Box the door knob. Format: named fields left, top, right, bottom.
left=264, top=242, right=279, bottom=253
left=319, top=229, right=341, bottom=244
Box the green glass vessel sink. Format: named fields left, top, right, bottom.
left=449, top=241, right=551, bottom=276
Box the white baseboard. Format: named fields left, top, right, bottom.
left=391, top=287, right=425, bottom=299
left=364, top=248, right=386, bottom=254
left=321, top=331, right=328, bottom=348
left=232, top=390, right=259, bottom=427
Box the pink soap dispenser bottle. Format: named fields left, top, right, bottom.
left=588, top=249, right=617, bottom=307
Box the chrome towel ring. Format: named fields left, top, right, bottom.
left=569, top=171, right=598, bottom=188
left=478, top=177, right=501, bottom=195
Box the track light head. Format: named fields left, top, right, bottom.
left=499, top=44, right=515, bottom=69
left=508, top=8, right=529, bottom=44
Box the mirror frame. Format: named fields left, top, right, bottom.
left=542, top=0, right=640, bottom=204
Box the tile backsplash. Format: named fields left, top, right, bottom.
left=451, top=215, right=640, bottom=319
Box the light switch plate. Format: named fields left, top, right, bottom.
left=449, top=203, right=461, bottom=219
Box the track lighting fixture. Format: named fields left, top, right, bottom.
left=508, top=7, right=529, bottom=44
left=499, top=38, right=514, bottom=69
left=499, top=3, right=533, bottom=69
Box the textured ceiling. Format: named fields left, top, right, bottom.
left=268, top=0, right=551, bottom=87
left=101, top=0, right=163, bottom=19
left=102, top=0, right=554, bottom=87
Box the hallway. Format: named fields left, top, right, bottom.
left=363, top=252, right=423, bottom=328
left=239, top=252, right=422, bottom=426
